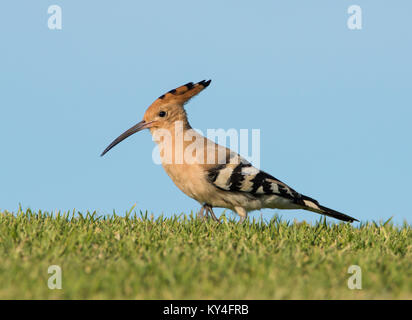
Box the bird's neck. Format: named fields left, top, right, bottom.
left=151, top=119, right=210, bottom=166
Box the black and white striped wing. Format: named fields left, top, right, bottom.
left=206, top=160, right=358, bottom=222
left=207, top=161, right=304, bottom=204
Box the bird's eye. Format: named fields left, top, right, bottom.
left=158, top=111, right=167, bottom=117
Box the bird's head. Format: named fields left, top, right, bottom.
left=101, top=79, right=211, bottom=156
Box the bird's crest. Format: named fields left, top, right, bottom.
left=151, top=80, right=211, bottom=108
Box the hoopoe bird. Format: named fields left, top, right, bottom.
left=101, top=80, right=358, bottom=223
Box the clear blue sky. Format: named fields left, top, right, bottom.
left=1, top=1, right=411, bottom=224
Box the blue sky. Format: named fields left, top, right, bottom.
left=1, top=1, right=411, bottom=224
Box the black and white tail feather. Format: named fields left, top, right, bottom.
left=299, top=195, right=357, bottom=222
left=207, top=155, right=358, bottom=223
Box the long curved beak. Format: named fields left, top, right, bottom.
left=100, top=120, right=154, bottom=157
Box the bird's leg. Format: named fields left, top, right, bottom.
left=197, top=206, right=205, bottom=220
left=234, top=207, right=248, bottom=224
left=239, top=215, right=247, bottom=224
left=205, top=204, right=220, bottom=223
left=198, top=204, right=211, bottom=220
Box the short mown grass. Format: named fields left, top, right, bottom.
left=0, top=208, right=411, bottom=299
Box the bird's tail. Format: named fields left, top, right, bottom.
left=301, top=195, right=358, bottom=223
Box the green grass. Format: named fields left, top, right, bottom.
left=0, top=208, right=411, bottom=299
